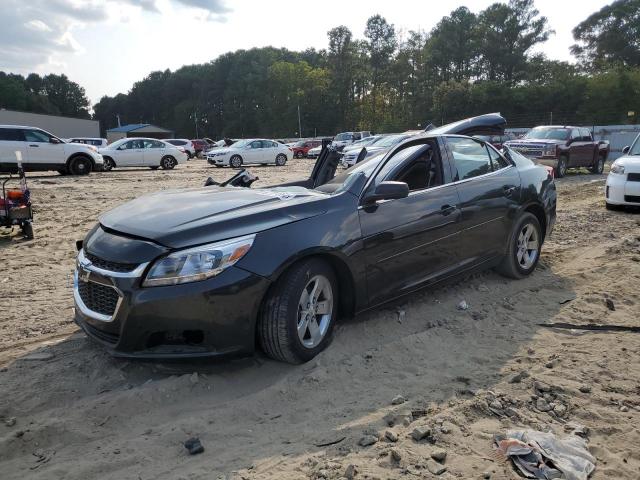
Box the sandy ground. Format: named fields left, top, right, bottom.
left=0, top=159, right=639, bottom=479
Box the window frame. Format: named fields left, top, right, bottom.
left=444, top=135, right=514, bottom=183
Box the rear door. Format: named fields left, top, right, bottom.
left=358, top=141, right=463, bottom=305
left=444, top=135, right=521, bottom=265
left=143, top=140, right=166, bottom=165
left=0, top=127, right=27, bottom=169
left=23, top=129, right=65, bottom=167
left=261, top=140, right=277, bottom=163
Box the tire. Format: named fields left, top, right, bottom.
left=275, top=154, right=287, bottom=166
left=150, top=166, right=159, bottom=170
left=496, top=212, right=542, bottom=280
left=160, top=156, right=176, bottom=170
left=69, top=156, right=92, bottom=175
left=22, top=221, right=34, bottom=240
left=103, top=158, right=115, bottom=171
left=295, top=151, right=304, bottom=159
left=57, top=168, right=68, bottom=176
left=555, top=156, right=567, bottom=178
left=258, top=258, right=338, bottom=364
left=590, top=155, right=605, bottom=174
left=606, top=202, right=623, bottom=211
left=230, top=155, right=243, bottom=169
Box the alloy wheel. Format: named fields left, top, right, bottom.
left=516, top=223, right=539, bottom=270
left=297, top=275, right=333, bottom=349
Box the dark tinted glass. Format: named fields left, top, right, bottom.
left=0, top=128, right=25, bottom=141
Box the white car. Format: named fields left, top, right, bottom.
left=605, top=140, right=640, bottom=210
left=331, top=131, right=372, bottom=150
left=165, top=139, right=195, bottom=158
left=66, top=137, right=108, bottom=148
left=205, top=139, right=292, bottom=168
left=99, top=138, right=188, bottom=171
left=0, top=125, right=103, bottom=175
left=307, top=145, right=322, bottom=159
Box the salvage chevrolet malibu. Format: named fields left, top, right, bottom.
left=74, top=114, right=556, bottom=363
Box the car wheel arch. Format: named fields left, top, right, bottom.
left=522, top=202, right=547, bottom=241
left=67, top=152, right=95, bottom=170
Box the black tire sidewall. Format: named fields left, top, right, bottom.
left=284, top=260, right=338, bottom=362
left=276, top=154, right=287, bottom=166
left=230, top=155, right=242, bottom=168
left=161, top=156, right=176, bottom=169
left=71, top=156, right=91, bottom=175
left=508, top=213, right=542, bottom=278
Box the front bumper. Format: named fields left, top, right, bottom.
left=73, top=249, right=271, bottom=358
left=606, top=172, right=640, bottom=206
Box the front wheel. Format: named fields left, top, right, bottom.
left=160, top=156, right=176, bottom=170
left=275, top=154, right=287, bottom=166
left=496, top=213, right=542, bottom=279
left=22, top=221, right=34, bottom=240
left=230, top=155, right=243, bottom=168
left=590, top=155, right=605, bottom=174
left=69, top=156, right=92, bottom=175
left=555, top=157, right=567, bottom=178
left=258, top=259, right=338, bottom=363
left=295, top=151, right=304, bottom=159
left=103, top=158, right=115, bottom=171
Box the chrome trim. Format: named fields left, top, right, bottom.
left=77, top=249, right=149, bottom=278
left=73, top=270, right=122, bottom=323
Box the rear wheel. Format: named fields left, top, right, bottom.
left=496, top=213, right=542, bottom=279
left=69, top=156, right=92, bottom=175
left=258, top=258, right=338, bottom=363
left=275, top=154, right=287, bottom=166
left=590, top=155, right=605, bottom=174
left=160, top=156, right=176, bottom=170
left=230, top=155, right=243, bottom=168
left=295, top=151, right=304, bottom=159
left=555, top=156, right=567, bottom=178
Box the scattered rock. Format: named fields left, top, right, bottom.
left=344, top=464, right=358, bottom=479
left=383, top=409, right=413, bottom=427
left=411, top=426, right=431, bottom=442
left=578, top=385, right=592, bottom=393
left=457, top=300, right=469, bottom=311
left=605, top=298, right=615, bottom=311
left=483, top=472, right=492, bottom=479
left=189, top=372, right=199, bottom=384
left=534, top=381, right=551, bottom=393
left=431, top=449, right=447, bottom=463
left=536, top=398, right=553, bottom=412
left=113, top=449, right=120, bottom=454
left=390, top=448, right=402, bottom=462
left=184, top=437, right=204, bottom=455
left=620, top=406, right=629, bottom=412
left=545, top=361, right=555, bottom=369
left=509, top=371, right=529, bottom=384
left=358, top=435, right=378, bottom=447
left=14, top=430, right=24, bottom=438
left=391, top=395, right=406, bottom=405
left=4, top=417, right=16, bottom=427
left=396, top=309, right=405, bottom=323
left=384, top=430, right=398, bottom=442
left=426, top=459, right=447, bottom=475
left=489, top=399, right=503, bottom=410
left=553, top=403, right=567, bottom=417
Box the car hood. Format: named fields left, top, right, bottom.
left=99, top=186, right=329, bottom=249
left=613, top=155, right=640, bottom=168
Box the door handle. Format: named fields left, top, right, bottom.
left=29, top=144, right=39, bottom=147
left=440, top=204, right=456, bottom=216
left=503, top=186, right=516, bottom=197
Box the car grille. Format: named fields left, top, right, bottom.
left=77, top=280, right=120, bottom=317
left=624, top=195, right=640, bottom=203
left=85, top=252, right=138, bottom=273
left=627, top=173, right=640, bottom=182
left=83, top=321, right=120, bottom=344
left=509, top=144, right=544, bottom=157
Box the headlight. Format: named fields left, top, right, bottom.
left=542, top=145, right=556, bottom=157
left=143, top=234, right=255, bottom=287
left=610, top=163, right=625, bottom=174
left=88, top=146, right=98, bottom=152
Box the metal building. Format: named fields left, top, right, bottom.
left=106, top=124, right=174, bottom=144
left=0, top=108, right=100, bottom=138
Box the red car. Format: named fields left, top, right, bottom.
left=190, top=139, right=209, bottom=156
left=291, top=139, right=322, bottom=158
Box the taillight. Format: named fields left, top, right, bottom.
left=6, top=190, right=24, bottom=201
left=178, top=147, right=185, bottom=152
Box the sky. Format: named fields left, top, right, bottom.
left=1, top=0, right=609, bottom=105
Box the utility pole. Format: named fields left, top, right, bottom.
left=193, top=111, right=199, bottom=138
left=550, top=112, right=553, bottom=125
left=116, top=114, right=121, bottom=127
left=297, top=104, right=302, bottom=139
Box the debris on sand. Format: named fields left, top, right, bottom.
left=184, top=437, right=204, bottom=455
left=605, top=298, right=615, bottom=311
left=358, top=434, right=378, bottom=447
left=456, top=300, right=469, bottom=311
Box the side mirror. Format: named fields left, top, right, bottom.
left=50, top=137, right=62, bottom=144
left=622, top=145, right=630, bottom=154
left=364, top=181, right=409, bottom=204
left=566, top=138, right=574, bottom=145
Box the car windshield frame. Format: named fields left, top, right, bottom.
left=523, top=127, right=570, bottom=141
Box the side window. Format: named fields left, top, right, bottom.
left=153, top=140, right=164, bottom=148
left=250, top=141, right=262, bottom=149
left=486, top=144, right=510, bottom=170
left=24, top=129, right=51, bottom=143
left=122, top=141, right=134, bottom=150
left=0, top=128, right=25, bottom=141
left=390, top=146, right=443, bottom=192
left=447, top=137, right=492, bottom=181
left=570, top=129, right=580, bottom=141
left=580, top=128, right=592, bottom=141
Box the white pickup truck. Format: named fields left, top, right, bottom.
left=0, top=125, right=104, bottom=175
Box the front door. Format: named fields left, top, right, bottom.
left=358, top=141, right=463, bottom=306
left=117, top=139, right=145, bottom=166
left=23, top=129, right=65, bottom=167
left=0, top=127, right=27, bottom=169
left=444, top=135, right=521, bottom=265
left=142, top=139, right=166, bottom=165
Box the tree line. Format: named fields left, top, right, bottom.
left=2, top=0, right=640, bottom=137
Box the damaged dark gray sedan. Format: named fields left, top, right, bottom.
left=74, top=114, right=556, bottom=363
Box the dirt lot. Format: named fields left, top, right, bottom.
left=1, top=159, right=639, bottom=480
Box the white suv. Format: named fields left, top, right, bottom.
left=165, top=139, right=196, bottom=158
left=0, top=125, right=104, bottom=175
